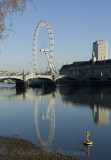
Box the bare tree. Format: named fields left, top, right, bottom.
left=0, top=0, right=34, bottom=40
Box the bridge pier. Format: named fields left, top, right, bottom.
left=16, top=81, right=27, bottom=88
left=16, top=70, right=27, bottom=88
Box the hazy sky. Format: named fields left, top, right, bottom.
left=1, top=0, right=111, bottom=72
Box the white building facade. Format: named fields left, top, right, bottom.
left=93, top=40, right=108, bottom=61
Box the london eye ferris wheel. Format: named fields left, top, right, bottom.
left=32, top=20, right=56, bottom=75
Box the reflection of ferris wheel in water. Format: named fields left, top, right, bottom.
left=32, top=20, right=56, bottom=75
left=33, top=96, right=55, bottom=148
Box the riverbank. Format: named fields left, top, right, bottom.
left=0, top=136, right=78, bottom=160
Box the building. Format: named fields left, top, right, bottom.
left=93, top=40, right=108, bottom=61
left=59, top=60, right=111, bottom=77
left=59, top=40, right=111, bottom=77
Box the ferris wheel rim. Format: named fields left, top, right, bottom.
left=33, top=98, right=55, bottom=148
left=32, top=20, right=55, bottom=74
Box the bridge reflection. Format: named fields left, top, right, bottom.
left=0, top=84, right=55, bottom=100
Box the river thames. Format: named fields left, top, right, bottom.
left=0, top=83, right=111, bottom=160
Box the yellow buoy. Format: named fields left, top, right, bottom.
left=83, top=131, right=93, bottom=146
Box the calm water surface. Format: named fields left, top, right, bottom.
left=0, top=82, right=111, bottom=160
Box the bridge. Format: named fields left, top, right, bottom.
left=0, top=73, right=66, bottom=87
left=0, top=74, right=66, bottom=81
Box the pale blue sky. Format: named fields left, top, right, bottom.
left=1, top=0, right=111, bottom=72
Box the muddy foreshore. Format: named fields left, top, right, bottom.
left=0, top=136, right=78, bottom=160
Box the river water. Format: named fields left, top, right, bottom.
left=0, top=82, right=111, bottom=160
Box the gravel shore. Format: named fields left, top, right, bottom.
left=0, top=136, right=78, bottom=160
